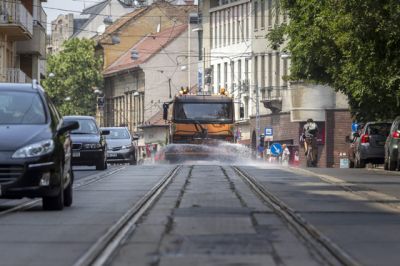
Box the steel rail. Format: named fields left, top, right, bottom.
left=74, top=165, right=182, bottom=266
left=0, top=166, right=126, bottom=217
left=233, top=166, right=360, bottom=266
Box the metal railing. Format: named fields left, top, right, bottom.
left=6, top=68, right=31, bottom=83
left=0, top=2, right=33, bottom=35
left=263, top=86, right=287, bottom=100
left=33, top=5, right=46, bottom=30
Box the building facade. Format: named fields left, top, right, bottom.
left=102, top=24, right=198, bottom=145
left=47, top=13, right=74, bottom=54
left=0, top=0, right=47, bottom=83
left=199, top=0, right=352, bottom=167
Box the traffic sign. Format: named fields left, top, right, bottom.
left=351, top=122, right=358, bottom=132
left=264, top=127, right=273, bottom=136
left=270, top=143, right=282, bottom=156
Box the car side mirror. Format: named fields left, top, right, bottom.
left=132, top=135, right=139, bottom=141
left=58, top=120, right=79, bottom=135
left=163, top=103, right=169, bottom=120
left=101, top=129, right=110, bottom=135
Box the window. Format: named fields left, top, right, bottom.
left=268, top=53, right=272, bottom=87
left=254, top=56, right=258, bottom=90
left=0, top=91, right=46, bottom=125
left=224, top=62, right=228, bottom=89
left=174, top=102, right=233, bottom=122
left=232, top=6, right=235, bottom=44
left=228, top=9, right=231, bottom=45
left=217, top=64, right=221, bottom=89
left=240, top=5, right=244, bottom=41
left=254, top=0, right=258, bottom=30
left=223, top=10, right=226, bottom=47
left=261, top=0, right=265, bottom=28
left=275, top=53, right=280, bottom=87
left=267, top=0, right=272, bottom=28
left=230, top=60, right=235, bottom=93
left=246, top=3, right=249, bottom=40
left=210, top=13, right=214, bottom=48
left=261, top=55, right=265, bottom=89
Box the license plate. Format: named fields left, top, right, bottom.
left=73, top=151, right=80, bottom=157
left=107, top=153, right=117, bottom=157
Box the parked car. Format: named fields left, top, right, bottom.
left=0, top=81, right=79, bottom=210
left=63, top=116, right=109, bottom=170
left=352, top=122, right=391, bottom=168
left=384, top=116, right=400, bottom=170
left=102, top=127, right=139, bottom=165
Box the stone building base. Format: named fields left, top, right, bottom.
left=249, top=109, right=352, bottom=168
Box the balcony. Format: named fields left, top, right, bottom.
left=33, top=5, right=47, bottom=31
left=0, top=3, right=33, bottom=41
left=17, top=24, right=46, bottom=56
left=261, top=86, right=286, bottom=114
left=6, top=68, right=31, bottom=83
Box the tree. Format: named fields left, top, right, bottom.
left=269, top=0, right=400, bottom=121
left=43, top=38, right=103, bottom=116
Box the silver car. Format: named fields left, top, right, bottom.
left=353, top=122, right=391, bottom=168
left=102, top=127, right=139, bottom=165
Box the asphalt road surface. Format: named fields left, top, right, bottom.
left=0, top=163, right=400, bottom=265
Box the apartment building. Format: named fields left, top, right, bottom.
left=0, top=0, right=47, bottom=83
left=47, top=14, right=74, bottom=54
left=200, top=0, right=352, bottom=167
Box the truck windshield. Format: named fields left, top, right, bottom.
left=174, top=102, right=233, bottom=123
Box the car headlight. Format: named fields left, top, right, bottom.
left=12, top=140, right=55, bottom=158
left=121, top=144, right=133, bottom=149
left=83, top=143, right=102, bottom=149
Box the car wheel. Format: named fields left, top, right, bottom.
left=355, top=152, right=365, bottom=168
left=43, top=169, right=64, bottom=211
left=388, top=155, right=397, bottom=171
left=96, top=155, right=106, bottom=170
left=349, top=160, right=355, bottom=168
left=384, top=156, right=389, bottom=170
left=129, top=154, right=137, bottom=165
left=63, top=168, right=74, bottom=207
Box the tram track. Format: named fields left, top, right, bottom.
left=233, top=166, right=360, bottom=266
left=0, top=166, right=126, bottom=218
left=73, top=165, right=182, bottom=266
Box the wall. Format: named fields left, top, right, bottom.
left=143, top=29, right=198, bottom=122
left=325, top=109, right=352, bottom=167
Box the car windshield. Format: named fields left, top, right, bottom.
left=0, top=91, right=46, bottom=124
left=70, top=119, right=98, bottom=134
left=105, top=128, right=130, bottom=139
left=174, top=102, right=233, bottom=123
left=367, top=123, right=391, bottom=136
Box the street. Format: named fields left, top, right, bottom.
left=0, top=163, right=399, bottom=265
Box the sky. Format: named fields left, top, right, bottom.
left=43, top=0, right=103, bottom=31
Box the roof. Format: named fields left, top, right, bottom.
left=174, top=94, right=234, bottom=103
left=96, top=2, right=196, bottom=43
left=103, top=23, right=187, bottom=76
left=72, top=0, right=110, bottom=38
left=139, top=110, right=168, bottom=128
left=96, top=7, right=148, bottom=42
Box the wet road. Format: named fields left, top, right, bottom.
left=0, top=163, right=400, bottom=265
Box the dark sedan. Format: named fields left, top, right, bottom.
left=0, top=82, right=79, bottom=210
left=63, top=116, right=109, bottom=170
left=102, top=127, right=138, bottom=165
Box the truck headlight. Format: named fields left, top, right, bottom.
left=12, top=140, right=55, bottom=158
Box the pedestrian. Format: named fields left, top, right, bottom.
left=282, top=144, right=290, bottom=166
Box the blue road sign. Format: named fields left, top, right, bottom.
left=264, top=127, right=273, bottom=136
left=270, top=143, right=283, bottom=156
left=351, top=122, right=358, bottom=132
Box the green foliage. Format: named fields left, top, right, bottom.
left=266, top=23, right=287, bottom=50
left=43, top=38, right=103, bottom=116
left=276, top=0, right=400, bottom=121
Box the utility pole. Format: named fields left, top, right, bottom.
left=256, top=85, right=260, bottom=149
